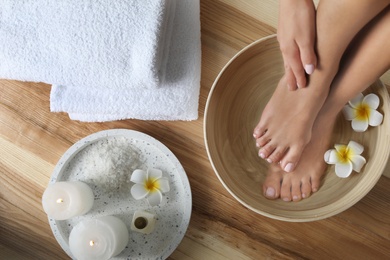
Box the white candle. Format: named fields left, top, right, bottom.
left=42, top=181, right=94, bottom=220
left=69, top=216, right=129, bottom=260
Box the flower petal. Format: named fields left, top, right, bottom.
left=335, top=162, right=353, bottom=178
left=350, top=155, right=366, bottom=173
left=352, top=118, right=369, bottom=132
left=363, top=93, right=380, bottom=110
left=347, top=140, right=364, bottom=155
left=131, top=184, right=149, bottom=200
left=324, top=149, right=339, bottom=164
left=130, top=169, right=147, bottom=184
left=342, top=105, right=356, bottom=121
left=349, top=93, right=364, bottom=108
left=368, top=109, right=383, bottom=127
left=324, top=150, right=331, bottom=163
left=148, top=168, right=162, bottom=181
left=157, top=178, right=170, bottom=193
left=334, top=144, right=346, bottom=153
left=147, top=190, right=163, bottom=206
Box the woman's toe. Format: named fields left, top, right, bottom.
left=301, top=179, right=312, bottom=199
left=253, top=124, right=267, bottom=139
left=258, top=143, right=276, bottom=162
left=267, top=146, right=287, bottom=165
left=262, top=166, right=283, bottom=199
left=281, top=144, right=306, bottom=173
left=291, top=181, right=302, bottom=201
left=280, top=178, right=292, bottom=202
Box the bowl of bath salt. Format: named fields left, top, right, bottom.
left=47, top=129, right=192, bottom=259
left=204, top=35, right=390, bottom=222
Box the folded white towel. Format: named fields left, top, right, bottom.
left=50, top=0, right=201, bottom=121
left=0, top=0, right=174, bottom=89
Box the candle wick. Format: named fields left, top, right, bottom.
left=90, top=240, right=95, bottom=247
left=56, top=198, right=64, bottom=203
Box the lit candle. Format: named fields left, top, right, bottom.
left=69, top=216, right=129, bottom=260
left=42, top=181, right=94, bottom=220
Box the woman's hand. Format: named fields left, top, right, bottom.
left=278, top=0, right=317, bottom=91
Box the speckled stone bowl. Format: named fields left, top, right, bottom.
left=48, top=129, right=192, bottom=259
left=204, top=35, right=390, bottom=222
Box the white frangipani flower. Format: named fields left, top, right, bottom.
left=324, top=141, right=366, bottom=178
left=342, top=93, right=383, bottom=132
left=130, top=168, right=170, bottom=206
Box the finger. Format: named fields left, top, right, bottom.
left=299, top=43, right=317, bottom=75
left=280, top=42, right=304, bottom=89
left=284, top=65, right=297, bottom=91
left=287, top=50, right=307, bottom=89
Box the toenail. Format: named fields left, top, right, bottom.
left=283, top=197, right=290, bottom=202
left=266, top=158, right=272, bottom=163
left=256, top=142, right=260, bottom=148
left=259, top=152, right=265, bottom=159
left=284, top=163, right=294, bottom=172
left=302, top=193, right=306, bottom=198
left=293, top=195, right=299, bottom=201
left=265, top=187, right=275, bottom=197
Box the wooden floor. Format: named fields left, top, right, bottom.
left=1, top=1, right=390, bottom=259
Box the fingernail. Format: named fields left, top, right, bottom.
left=259, top=152, right=265, bottom=159
left=305, top=64, right=314, bottom=75
left=266, top=158, right=273, bottom=163
left=266, top=187, right=275, bottom=197
left=284, top=163, right=294, bottom=172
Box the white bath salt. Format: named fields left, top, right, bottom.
left=67, top=136, right=143, bottom=197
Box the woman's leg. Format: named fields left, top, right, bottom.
left=263, top=6, right=390, bottom=201
left=253, top=0, right=390, bottom=173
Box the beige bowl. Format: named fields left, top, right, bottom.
left=204, top=35, right=390, bottom=222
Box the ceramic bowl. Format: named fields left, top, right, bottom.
left=204, top=35, right=390, bottom=222
left=48, top=129, right=192, bottom=258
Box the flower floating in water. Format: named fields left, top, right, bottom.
left=130, top=168, right=170, bottom=206
left=342, top=93, right=383, bottom=132
left=324, top=141, right=366, bottom=178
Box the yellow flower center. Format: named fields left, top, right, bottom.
left=337, top=146, right=352, bottom=163
left=355, top=103, right=370, bottom=121
left=144, top=178, right=160, bottom=192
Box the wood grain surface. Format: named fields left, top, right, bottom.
left=1, top=1, right=389, bottom=259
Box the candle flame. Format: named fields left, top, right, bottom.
left=90, top=240, right=95, bottom=247
left=56, top=198, right=64, bottom=203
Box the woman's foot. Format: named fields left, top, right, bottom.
left=253, top=76, right=329, bottom=173
left=262, top=108, right=337, bottom=201
left=261, top=5, right=390, bottom=201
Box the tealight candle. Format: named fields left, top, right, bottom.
left=42, top=181, right=94, bottom=220
left=69, top=216, right=129, bottom=260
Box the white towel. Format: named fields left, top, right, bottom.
left=50, top=0, right=201, bottom=121
left=0, top=0, right=174, bottom=89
